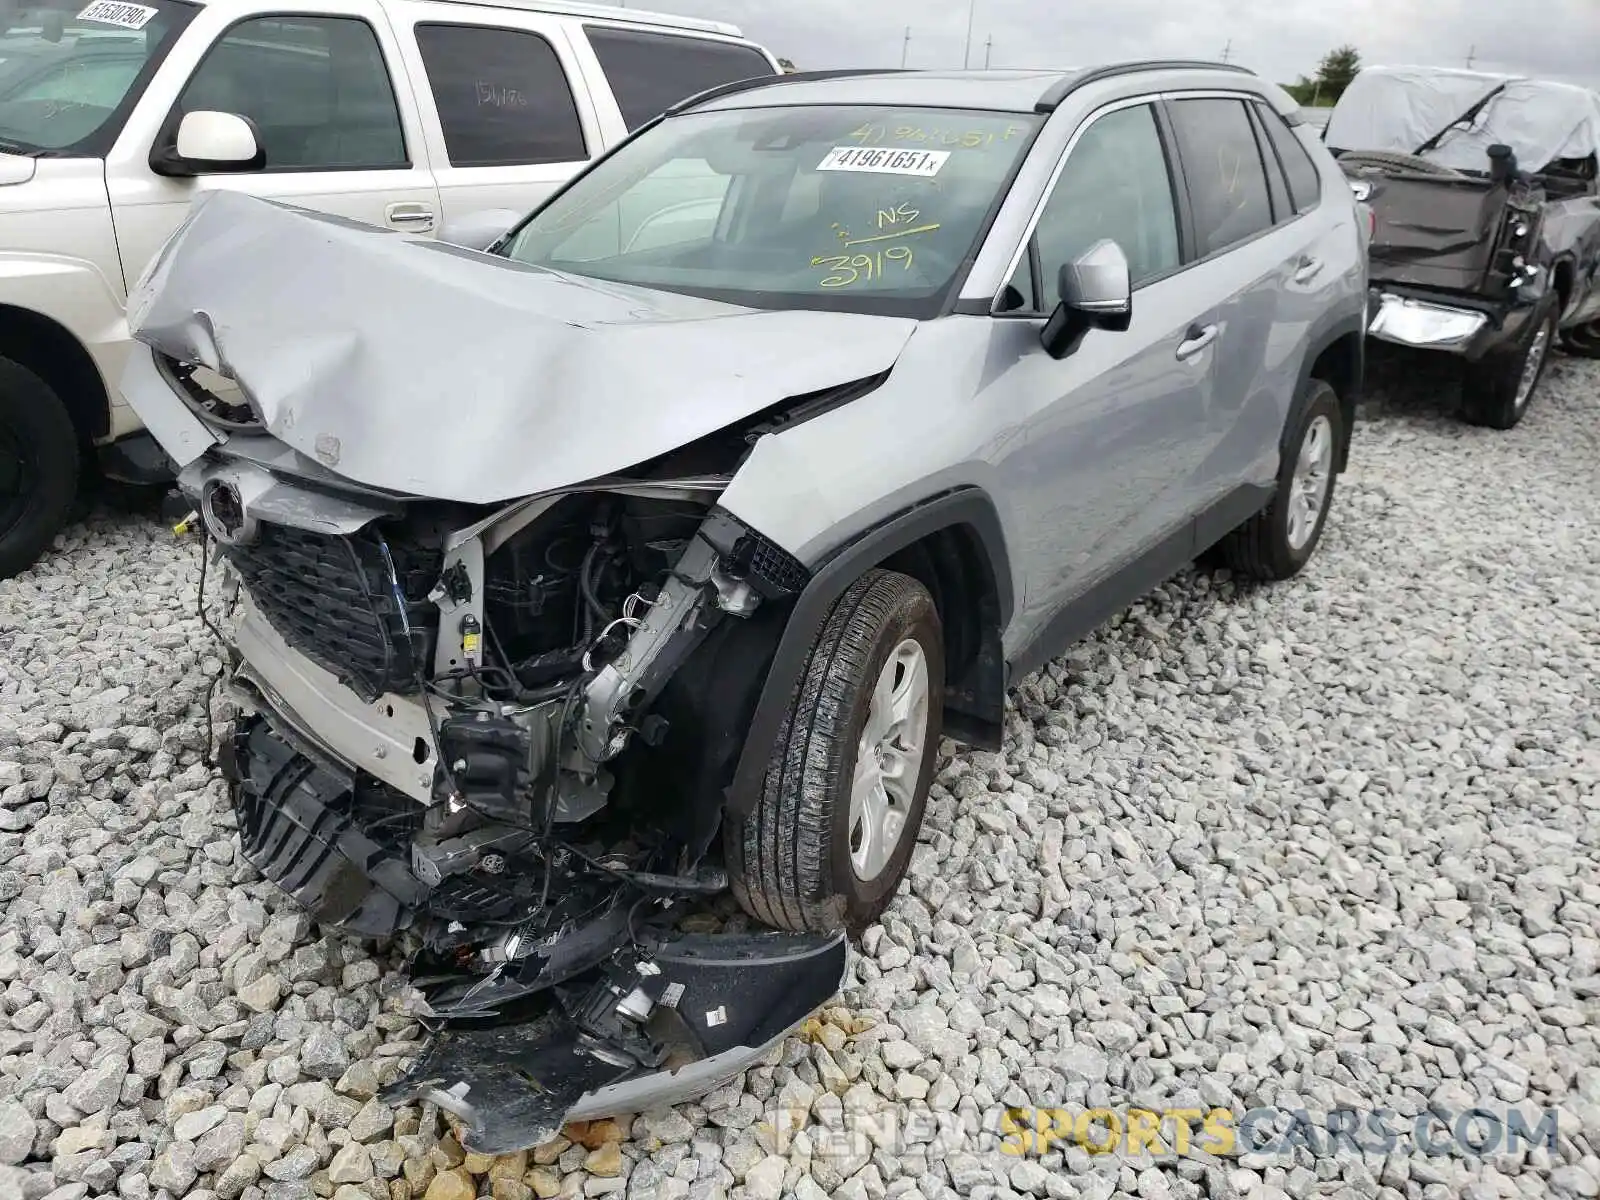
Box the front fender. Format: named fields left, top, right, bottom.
left=0, top=252, right=131, bottom=432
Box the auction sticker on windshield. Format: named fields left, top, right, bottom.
left=78, top=1, right=158, bottom=29
left=817, top=146, right=950, bottom=177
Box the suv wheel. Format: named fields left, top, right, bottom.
left=0, top=357, right=79, bottom=580
left=1219, top=378, right=1343, bottom=582
left=726, top=569, right=944, bottom=934
left=1462, top=299, right=1557, bottom=430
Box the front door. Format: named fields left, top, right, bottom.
left=984, top=99, right=1218, bottom=655
left=105, top=2, right=441, bottom=296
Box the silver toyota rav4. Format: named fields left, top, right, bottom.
left=122, top=63, right=1367, bottom=1150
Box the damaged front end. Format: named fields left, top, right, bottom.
left=118, top=192, right=908, bottom=1152
left=189, top=460, right=844, bottom=1150
left=190, top=461, right=844, bottom=1149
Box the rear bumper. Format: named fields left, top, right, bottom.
left=1366, top=288, right=1532, bottom=359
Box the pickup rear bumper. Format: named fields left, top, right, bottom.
left=1366, top=286, right=1536, bottom=360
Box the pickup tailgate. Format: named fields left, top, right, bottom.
left=1348, top=170, right=1509, bottom=291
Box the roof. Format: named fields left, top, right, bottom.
left=683, top=62, right=1260, bottom=117
left=1326, top=65, right=1600, bottom=172
left=188, top=0, right=746, bottom=38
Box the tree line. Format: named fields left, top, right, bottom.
left=1281, top=45, right=1362, bottom=107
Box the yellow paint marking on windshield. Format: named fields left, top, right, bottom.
left=843, top=224, right=941, bottom=247
left=811, top=245, right=915, bottom=288
left=848, top=122, right=1028, bottom=148
left=877, top=202, right=922, bottom=228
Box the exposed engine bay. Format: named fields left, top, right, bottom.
left=184, top=449, right=842, bottom=1151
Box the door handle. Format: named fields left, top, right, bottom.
left=1294, top=255, right=1324, bottom=283
left=1176, top=323, right=1218, bottom=361
left=385, top=202, right=435, bottom=230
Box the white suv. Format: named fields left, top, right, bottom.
left=0, top=0, right=778, bottom=577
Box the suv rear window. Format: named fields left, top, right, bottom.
left=415, top=23, right=586, bottom=166
left=1167, top=97, right=1274, bottom=257
left=584, top=25, right=774, bottom=132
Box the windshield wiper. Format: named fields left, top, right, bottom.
left=1413, top=82, right=1511, bottom=157
left=0, top=136, right=51, bottom=157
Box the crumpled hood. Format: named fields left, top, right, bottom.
left=124, top=190, right=918, bottom=504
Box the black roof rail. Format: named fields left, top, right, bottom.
left=1035, top=60, right=1256, bottom=112
left=665, top=68, right=912, bottom=116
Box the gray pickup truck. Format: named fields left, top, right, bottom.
left=1327, top=65, right=1600, bottom=428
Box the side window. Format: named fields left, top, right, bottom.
left=179, top=17, right=405, bottom=170
left=1167, top=98, right=1274, bottom=257
left=1256, top=103, right=1324, bottom=214
left=1009, top=103, right=1180, bottom=309
left=1249, top=105, right=1293, bottom=221
left=585, top=26, right=775, bottom=132
left=414, top=23, right=586, bottom=167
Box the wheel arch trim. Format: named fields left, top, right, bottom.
left=724, top=486, right=1014, bottom=817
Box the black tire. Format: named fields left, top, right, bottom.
left=1335, top=150, right=1465, bottom=177
left=1219, top=378, right=1344, bottom=582
left=1462, top=299, right=1557, bottom=430
left=1559, top=318, right=1600, bottom=360
left=0, top=357, right=79, bottom=580
left=726, top=569, right=944, bottom=934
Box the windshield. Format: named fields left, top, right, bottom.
left=501, top=105, right=1042, bottom=316
left=0, top=1, right=196, bottom=155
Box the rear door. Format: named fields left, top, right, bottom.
left=391, top=6, right=601, bottom=229
left=106, top=2, right=442, bottom=292
left=1160, top=94, right=1309, bottom=508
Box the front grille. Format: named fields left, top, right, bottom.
left=224, top=524, right=441, bottom=700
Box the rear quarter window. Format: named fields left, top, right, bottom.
left=414, top=22, right=586, bottom=166
left=583, top=25, right=774, bottom=132
left=1256, top=102, right=1324, bottom=214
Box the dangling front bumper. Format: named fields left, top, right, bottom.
left=380, top=931, right=849, bottom=1155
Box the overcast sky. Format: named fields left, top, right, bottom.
left=653, top=0, right=1600, bottom=90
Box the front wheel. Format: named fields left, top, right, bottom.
left=0, top=357, right=80, bottom=580
left=1462, top=301, right=1557, bottom=430
left=1218, top=378, right=1344, bottom=582
left=726, top=569, right=944, bottom=934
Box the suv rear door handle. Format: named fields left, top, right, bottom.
left=386, top=202, right=435, bottom=231
left=1176, top=323, right=1218, bottom=360
left=1294, top=255, right=1324, bottom=283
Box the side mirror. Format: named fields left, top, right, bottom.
left=151, top=111, right=265, bottom=178
left=1041, top=239, right=1132, bottom=359
left=439, top=209, right=523, bottom=253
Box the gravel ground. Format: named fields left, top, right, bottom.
left=1, top=353, right=1598, bottom=1200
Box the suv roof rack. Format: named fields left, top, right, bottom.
left=422, top=0, right=742, bottom=38
left=1035, top=60, right=1255, bottom=111
left=665, top=69, right=910, bottom=116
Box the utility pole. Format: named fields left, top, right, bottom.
left=962, top=0, right=977, bottom=69
left=984, top=34, right=992, bottom=68
left=901, top=25, right=911, bottom=68
left=1220, top=39, right=1232, bottom=64
left=1466, top=44, right=1476, bottom=68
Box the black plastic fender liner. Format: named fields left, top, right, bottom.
left=723, top=487, right=1015, bottom=818
left=380, top=930, right=848, bottom=1155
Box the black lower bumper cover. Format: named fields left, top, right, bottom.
left=223, top=716, right=430, bottom=938
left=223, top=716, right=851, bottom=1153
left=380, top=931, right=847, bottom=1154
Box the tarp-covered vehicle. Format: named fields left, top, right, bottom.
left=1326, top=65, right=1600, bottom=428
